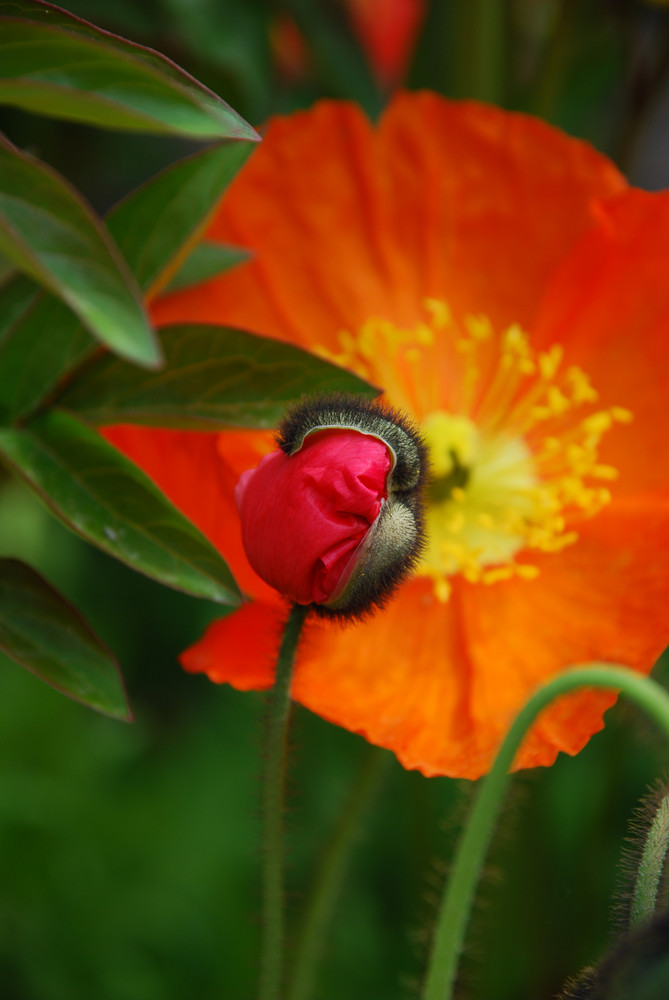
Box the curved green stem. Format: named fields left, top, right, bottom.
left=422, top=663, right=669, bottom=1000
left=259, top=602, right=309, bottom=1000
left=286, top=745, right=390, bottom=1000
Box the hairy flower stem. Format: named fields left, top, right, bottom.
left=286, top=745, right=391, bottom=1000
left=259, top=602, right=309, bottom=1000
left=630, top=791, right=669, bottom=927
left=422, top=664, right=669, bottom=1000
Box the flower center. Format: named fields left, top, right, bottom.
left=316, top=300, right=632, bottom=601
left=421, top=414, right=540, bottom=600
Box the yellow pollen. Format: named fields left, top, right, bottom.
left=465, top=315, right=493, bottom=341
left=565, top=365, right=598, bottom=404
left=424, top=298, right=451, bottom=329
left=422, top=413, right=478, bottom=475
left=314, top=299, right=631, bottom=601
left=539, top=345, right=563, bottom=380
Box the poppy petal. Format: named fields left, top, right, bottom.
left=180, top=602, right=284, bottom=690
left=151, top=96, right=626, bottom=348
left=284, top=495, right=669, bottom=778
left=464, top=494, right=669, bottom=771
left=534, top=187, right=669, bottom=495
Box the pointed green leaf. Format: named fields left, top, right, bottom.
left=0, top=279, right=93, bottom=424
left=0, top=0, right=258, bottom=141
left=0, top=134, right=161, bottom=368
left=165, top=241, right=251, bottom=294
left=0, top=557, right=132, bottom=719
left=0, top=141, right=255, bottom=424
left=56, top=323, right=379, bottom=429
left=107, top=141, right=255, bottom=296
left=0, top=409, right=241, bottom=604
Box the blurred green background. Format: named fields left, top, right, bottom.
left=2, top=1, right=669, bottom=998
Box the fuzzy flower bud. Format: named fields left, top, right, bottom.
left=235, top=396, right=428, bottom=619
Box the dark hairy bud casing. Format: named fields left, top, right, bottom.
left=236, top=394, right=428, bottom=620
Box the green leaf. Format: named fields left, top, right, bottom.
left=0, top=142, right=255, bottom=424
left=0, top=248, right=14, bottom=283
left=56, top=323, right=379, bottom=430
left=165, top=241, right=251, bottom=294
left=0, top=409, right=242, bottom=604
left=106, top=141, right=255, bottom=297
left=0, top=556, right=132, bottom=720
left=0, top=271, right=38, bottom=345
left=0, top=279, right=93, bottom=424
left=0, top=134, right=161, bottom=368
left=0, top=0, right=259, bottom=141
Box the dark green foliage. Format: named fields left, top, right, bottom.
left=0, top=409, right=242, bottom=604
left=0, top=557, right=131, bottom=718
left=0, top=0, right=374, bottom=711
left=57, top=327, right=377, bottom=430
left=0, top=0, right=258, bottom=140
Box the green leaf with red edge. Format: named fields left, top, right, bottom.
left=106, top=141, right=255, bottom=299
left=0, top=134, right=161, bottom=368
left=0, top=557, right=132, bottom=720
left=165, top=241, right=251, bottom=294
left=0, top=0, right=258, bottom=141
left=0, top=409, right=242, bottom=604
left=55, top=323, right=379, bottom=430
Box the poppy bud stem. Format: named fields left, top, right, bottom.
left=259, top=602, right=310, bottom=1000
left=286, top=745, right=391, bottom=1000
left=422, top=664, right=669, bottom=1000
left=629, top=790, right=669, bottom=928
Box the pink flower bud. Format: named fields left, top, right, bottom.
left=235, top=396, right=427, bottom=618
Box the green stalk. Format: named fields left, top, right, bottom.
left=530, top=0, right=577, bottom=122
left=452, top=0, right=507, bottom=103
left=422, top=663, right=669, bottom=1000
left=258, top=602, right=309, bottom=1000
left=630, top=791, right=669, bottom=927
left=286, top=745, right=390, bottom=1000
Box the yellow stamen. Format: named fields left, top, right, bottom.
left=315, top=299, right=631, bottom=601
left=424, top=298, right=451, bottom=330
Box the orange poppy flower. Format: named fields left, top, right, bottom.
left=104, top=93, right=669, bottom=779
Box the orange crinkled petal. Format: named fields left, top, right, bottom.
left=181, top=602, right=283, bottom=690
left=176, top=495, right=669, bottom=778
left=533, top=186, right=669, bottom=495
left=295, top=496, right=669, bottom=778
left=151, top=94, right=626, bottom=348
left=182, top=495, right=669, bottom=779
